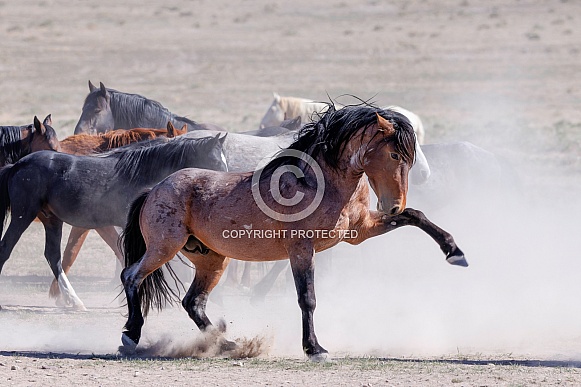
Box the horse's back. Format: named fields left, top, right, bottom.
left=184, top=130, right=294, bottom=172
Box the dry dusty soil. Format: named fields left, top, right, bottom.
left=1, top=0, right=581, bottom=385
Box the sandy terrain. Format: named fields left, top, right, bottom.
left=1, top=0, right=581, bottom=385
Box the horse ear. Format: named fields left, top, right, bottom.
left=179, top=124, right=188, bottom=134
left=89, top=80, right=97, bottom=92
left=212, top=133, right=227, bottom=144
left=33, top=116, right=46, bottom=135
left=99, top=82, right=109, bottom=101
left=273, top=92, right=281, bottom=103
left=376, top=113, right=395, bottom=135
left=166, top=122, right=177, bottom=138
left=43, top=114, right=52, bottom=127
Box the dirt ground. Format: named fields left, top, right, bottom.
left=1, top=0, right=581, bottom=385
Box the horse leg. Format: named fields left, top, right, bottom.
left=181, top=250, right=234, bottom=351
left=39, top=215, right=86, bottom=311
left=95, top=226, right=123, bottom=264
left=120, top=237, right=186, bottom=351
left=94, top=226, right=124, bottom=286
left=250, top=260, right=288, bottom=304
left=181, top=250, right=230, bottom=330
left=223, top=259, right=240, bottom=288
left=49, top=226, right=90, bottom=301
left=287, top=241, right=327, bottom=361
left=356, top=208, right=468, bottom=267
left=0, top=212, right=38, bottom=274
left=240, top=261, right=253, bottom=288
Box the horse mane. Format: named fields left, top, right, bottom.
left=101, top=128, right=168, bottom=149
left=103, top=89, right=200, bottom=129
left=110, top=136, right=216, bottom=185
left=0, top=125, right=29, bottom=164
left=260, top=103, right=416, bottom=179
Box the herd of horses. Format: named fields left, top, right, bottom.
left=0, top=80, right=493, bottom=360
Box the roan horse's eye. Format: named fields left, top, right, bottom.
left=390, top=152, right=401, bottom=161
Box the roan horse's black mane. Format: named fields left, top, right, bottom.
left=260, top=103, right=416, bottom=179
left=99, top=136, right=219, bottom=185
left=96, top=88, right=200, bottom=130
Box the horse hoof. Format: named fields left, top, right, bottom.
left=220, top=338, right=238, bottom=352
left=121, top=333, right=138, bottom=354
left=308, top=352, right=329, bottom=363
left=73, top=303, right=88, bottom=312
left=446, top=249, right=469, bottom=267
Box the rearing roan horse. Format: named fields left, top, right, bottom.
left=120, top=105, right=467, bottom=360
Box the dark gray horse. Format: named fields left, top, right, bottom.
left=74, top=81, right=224, bottom=134
left=0, top=135, right=227, bottom=310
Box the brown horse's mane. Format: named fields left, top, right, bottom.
left=259, top=103, right=416, bottom=180
left=103, top=128, right=170, bottom=149
left=60, top=127, right=181, bottom=155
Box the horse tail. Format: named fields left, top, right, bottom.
left=120, top=189, right=180, bottom=317
left=0, top=164, right=15, bottom=237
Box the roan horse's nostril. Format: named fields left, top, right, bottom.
left=389, top=206, right=401, bottom=216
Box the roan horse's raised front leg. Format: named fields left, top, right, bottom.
left=356, top=208, right=468, bottom=267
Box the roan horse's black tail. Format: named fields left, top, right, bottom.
left=120, top=189, right=180, bottom=317
left=0, top=164, right=15, bottom=238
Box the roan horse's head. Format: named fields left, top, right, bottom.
left=363, top=113, right=415, bottom=216
left=74, top=81, right=115, bottom=135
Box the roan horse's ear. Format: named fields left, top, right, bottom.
left=375, top=112, right=395, bottom=136
left=33, top=116, right=46, bottom=135
left=89, top=80, right=97, bottom=93
left=43, top=114, right=52, bottom=127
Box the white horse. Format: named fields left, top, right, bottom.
left=259, top=93, right=330, bottom=130
left=259, top=93, right=426, bottom=144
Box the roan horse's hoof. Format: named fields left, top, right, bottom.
left=120, top=333, right=138, bottom=355
left=446, top=248, right=469, bottom=267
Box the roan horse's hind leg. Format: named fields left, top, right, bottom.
left=180, top=249, right=230, bottom=329
left=38, top=214, right=87, bottom=311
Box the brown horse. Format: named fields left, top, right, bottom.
left=0, top=115, right=61, bottom=167
left=120, top=105, right=468, bottom=360
left=47, top=122, right=187, bottom=302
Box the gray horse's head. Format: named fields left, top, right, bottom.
left=74, top=81, right=115, bottom=135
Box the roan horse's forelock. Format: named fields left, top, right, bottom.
left=259, top=104, right=416, bottom=180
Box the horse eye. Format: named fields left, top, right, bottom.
left=390, top=152, right=400, bottom=161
